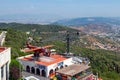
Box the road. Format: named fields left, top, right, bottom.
left=0, top=31, right=6, bottom=46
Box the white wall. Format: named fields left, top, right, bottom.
left=0, top=48, right=11, bottom=80
left=18, top=59, right=48, bottom=77
left=18, top=56, right=73, bottom=77
left=18, top=55, right=37, bottom=71
left=0, top=67, right=1, bottom=80
left=47, top=57, right=73, bottom=77
left=0, top=48, right=11, bottom=67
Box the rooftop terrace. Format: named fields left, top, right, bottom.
left=56, top=64, right=91, bottom=76
left=19, top=54, right=68, bottom=66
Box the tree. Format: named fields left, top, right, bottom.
left=9, top=59, right=22, bottom=80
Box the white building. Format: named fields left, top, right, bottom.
left=0, top=47, right=11, bottom=80
left=17, top=54, right=73, bottom=78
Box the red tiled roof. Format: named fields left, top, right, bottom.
left=0, top=47, right=7, bottom=53
left=20, top=54, right=67, bottom=66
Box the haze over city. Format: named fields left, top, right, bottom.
left=1, top=0, right=120, bottom=80
left=0, top=0, right=120, bottom=23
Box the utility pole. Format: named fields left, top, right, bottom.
left=66, top=31, right=79, bottom=54
left=66, top=32, right=70, bottom=54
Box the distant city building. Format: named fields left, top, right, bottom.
left=0, top=47, right=11, bottom=80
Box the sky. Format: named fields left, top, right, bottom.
left=0, top=0, right=120, bottom=22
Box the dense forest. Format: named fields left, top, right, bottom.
left=45, top=41, right=120, bottom=80
left=0, top=23, right=120, bottom=80
left=1, top=29, right=27, bottom=80
left=0, top=22, right=77, bottom=32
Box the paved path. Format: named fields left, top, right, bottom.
left=0, top=31, right=6, bottom=46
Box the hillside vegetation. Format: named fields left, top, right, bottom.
left=2, top=29, right=27, bottom=80
left=1, top=23, right=120, bottom=80
left=46, top=41, right=120, bottom=80
left=0, top=22, right=77, bottom=32
left=53, top=17, right=120, bottom=26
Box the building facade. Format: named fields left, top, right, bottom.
left=0, top=47, right=11, bottom=80
left=18, top=54, right=73, bottom=78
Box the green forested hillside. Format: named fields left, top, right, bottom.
left=3, top=29, right=28, bottom=80
left=1, top=23, right=120, bottom=80
left=0, top=23, right=78, bottom=40
left=53, top=17, right=120, bottom=26
left=48, top=41, right=120, bottom=80
left=0, top=23, right=77, bottom=32
left=4, top=29, right=27, bottom=58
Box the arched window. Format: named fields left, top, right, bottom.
left=26, top=65, right=30, bottom=72
left=31, top=67, right=35, bottom=74
left=49, top=69, right=54, bottom=75
left=41, top=70, right=46, bottom=77
left=55, top=67, right=59, bottom=71
left=36, top=68, right=40, bottom=75
left=65, top=65, right=68, bottom=67
left=60, top=65, right=63, bottom=69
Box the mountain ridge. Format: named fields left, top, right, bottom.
left=53, top=17, right=120, bottom=26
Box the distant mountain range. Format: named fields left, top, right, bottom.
left=0, top=14, right=63, bottom=24
left=1, top=16, right=120, bottom=26
left=53, top=17, right=120, bottom=26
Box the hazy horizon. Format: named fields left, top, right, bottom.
left=0, top=0, right=120, bottom=23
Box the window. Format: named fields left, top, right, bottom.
left=65, top=65, right=68, bottom=67
left=60, top=65, right=63, bottom=69
left=41, top=70, right=46, bottom=77
left=1, top=65, right=4, bottom=78
left=6, top=63, right=8, bottom=80
left=26, top=65, right=30, bottom=72
left=55, top=67, right=59, bottom=71
left=31, top=67, right=35, bottom=74
left=36, top=68, right=40, bottom=75
left=49, top=69, right=54, bottom=75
